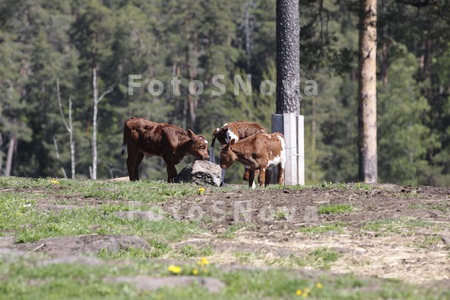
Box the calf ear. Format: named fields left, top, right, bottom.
left=187, top=129, right=196, bottom=139
left=131, top=129, right=139, bottom=141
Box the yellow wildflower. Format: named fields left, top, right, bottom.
left=192, top=269, right=199, bottom=275
left=302, top=288, right=310, bottom=297
left=50, top=179, right=60, bottom=185
left=296, top=290, right=303, bottom=296
left=198, top=257, right=209, bottom=266
left=197, top=187, right=205, bottom=195
left=168, top=265, right=182, bottom=274
left=316, top=282, right=323, bottom=289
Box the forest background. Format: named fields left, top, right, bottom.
left=0, top=0, right=449, bottom=185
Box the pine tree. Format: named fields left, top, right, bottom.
left=357, top=0, right=378, bottom=184
left=378, top=50, right=435, bottom=185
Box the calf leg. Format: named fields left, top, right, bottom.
left=221, top=169, right=226, bottom=186
left=126, top=157, right=136, bottom=181
left=248, top=169, right=256, bottom=189
left=258, top=168, right=267, bottom=187
left=126, top=145, right=139, bottom=181
left=165, top=162, right=177, bottom=183
left=265, top=169, right=272, bottom=186
left=253, top=169, right=260, bottom=184
left=162, top=154, right=178, bottom=183
left=133, top=152, right=144, bottom=181
left=277, top=164, right=285, bottom=185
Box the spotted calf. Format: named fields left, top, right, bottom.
left=219, top=133, right=285, bottom=188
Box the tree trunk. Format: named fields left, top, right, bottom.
left=380, top=33, right=389, bottom=87
left=0, top=132, right=3, bottom=175
left=92, top=68, right=99, bottom=180
left=91, top=68, right=114, bottom=180
left=5, top=132, right=16, bottom=176
left=57, top=78, right=76, bottom=179
left=244, top=0, right=255, bottom=62
left=273, top=0, right=303, bottom=185
left=53, top=137, right=68, bottom=178
left=185, top=40, right=198, bottom=130
left=276, top=0, right=300, bottom=114
left=358, top=0, right=378, bottom=184
left=69, top=99, right=75, bottom=179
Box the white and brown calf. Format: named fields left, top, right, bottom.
left=219, top=133, right=285, bottom=188
left=210, top=121, right=266, bottom=163
left=210, top=121, right=266, bottom=182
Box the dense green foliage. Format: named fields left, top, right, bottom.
left=0, top=0, right=449, bottom=185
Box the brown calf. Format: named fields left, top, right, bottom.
left=219, top=133, right=285, bottom=188
left=210, top=121, right=266, bottom=182
left=122, top=117, right=209, bottom=182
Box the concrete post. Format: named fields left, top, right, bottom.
left=283, top=113, right=298, bottom=185
left=297, top=115, right=305, bottom=185
left=272, top=113, right=305, bottom=185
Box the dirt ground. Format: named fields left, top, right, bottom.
left=162, top=184, right=450, bottom=285
left=15, top=182, right=450, bottom=286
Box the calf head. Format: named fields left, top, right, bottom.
left=187, top=129, right=209, bottom=160
left=219, top=139, right=238, bottom=170
left=213, top=125, right=239, bottom=145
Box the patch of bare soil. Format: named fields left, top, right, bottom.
left=162, top=184, right=450, bottom=284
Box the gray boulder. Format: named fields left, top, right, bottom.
left=174, top=160, right=222, bottom=186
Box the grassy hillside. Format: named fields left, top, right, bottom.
left=0, top=177, right=449, bottom=299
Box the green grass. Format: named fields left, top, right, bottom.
left=178, top=244, right=214, bottom=258
left=217, top=223, right=252, bottom=239
left=399, top=190, right=420, bottom=197
left=307, top=248, right=340, bottom=267
left=317, top=204, right=354, bottom=214
left=0, top=178, right=204, bottom=260
left=271, top=248, right=341, bottom=270
left=268, top=182, right=373, bottom=191
left=320, top=181, right=373, bottom=190
left=233, top=251, right=263, bottom=264
left=361, top=217, right=439, bottom=235
left=416, top=236, right=444, bottom=249
left=298, top=221, right=348, bottom=234
left=234, top=248, right=342, bottom=270
left=0, top=177, right=448, bottom=299
left=0, top=192, right=201, bottom=247
left=408, top=203, right=450, bottom=213
left=273, top=210, right=288, bottom=220
left=0, top=177, right=197, bottom=203
left=1, top=256, right=448, bottom=300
